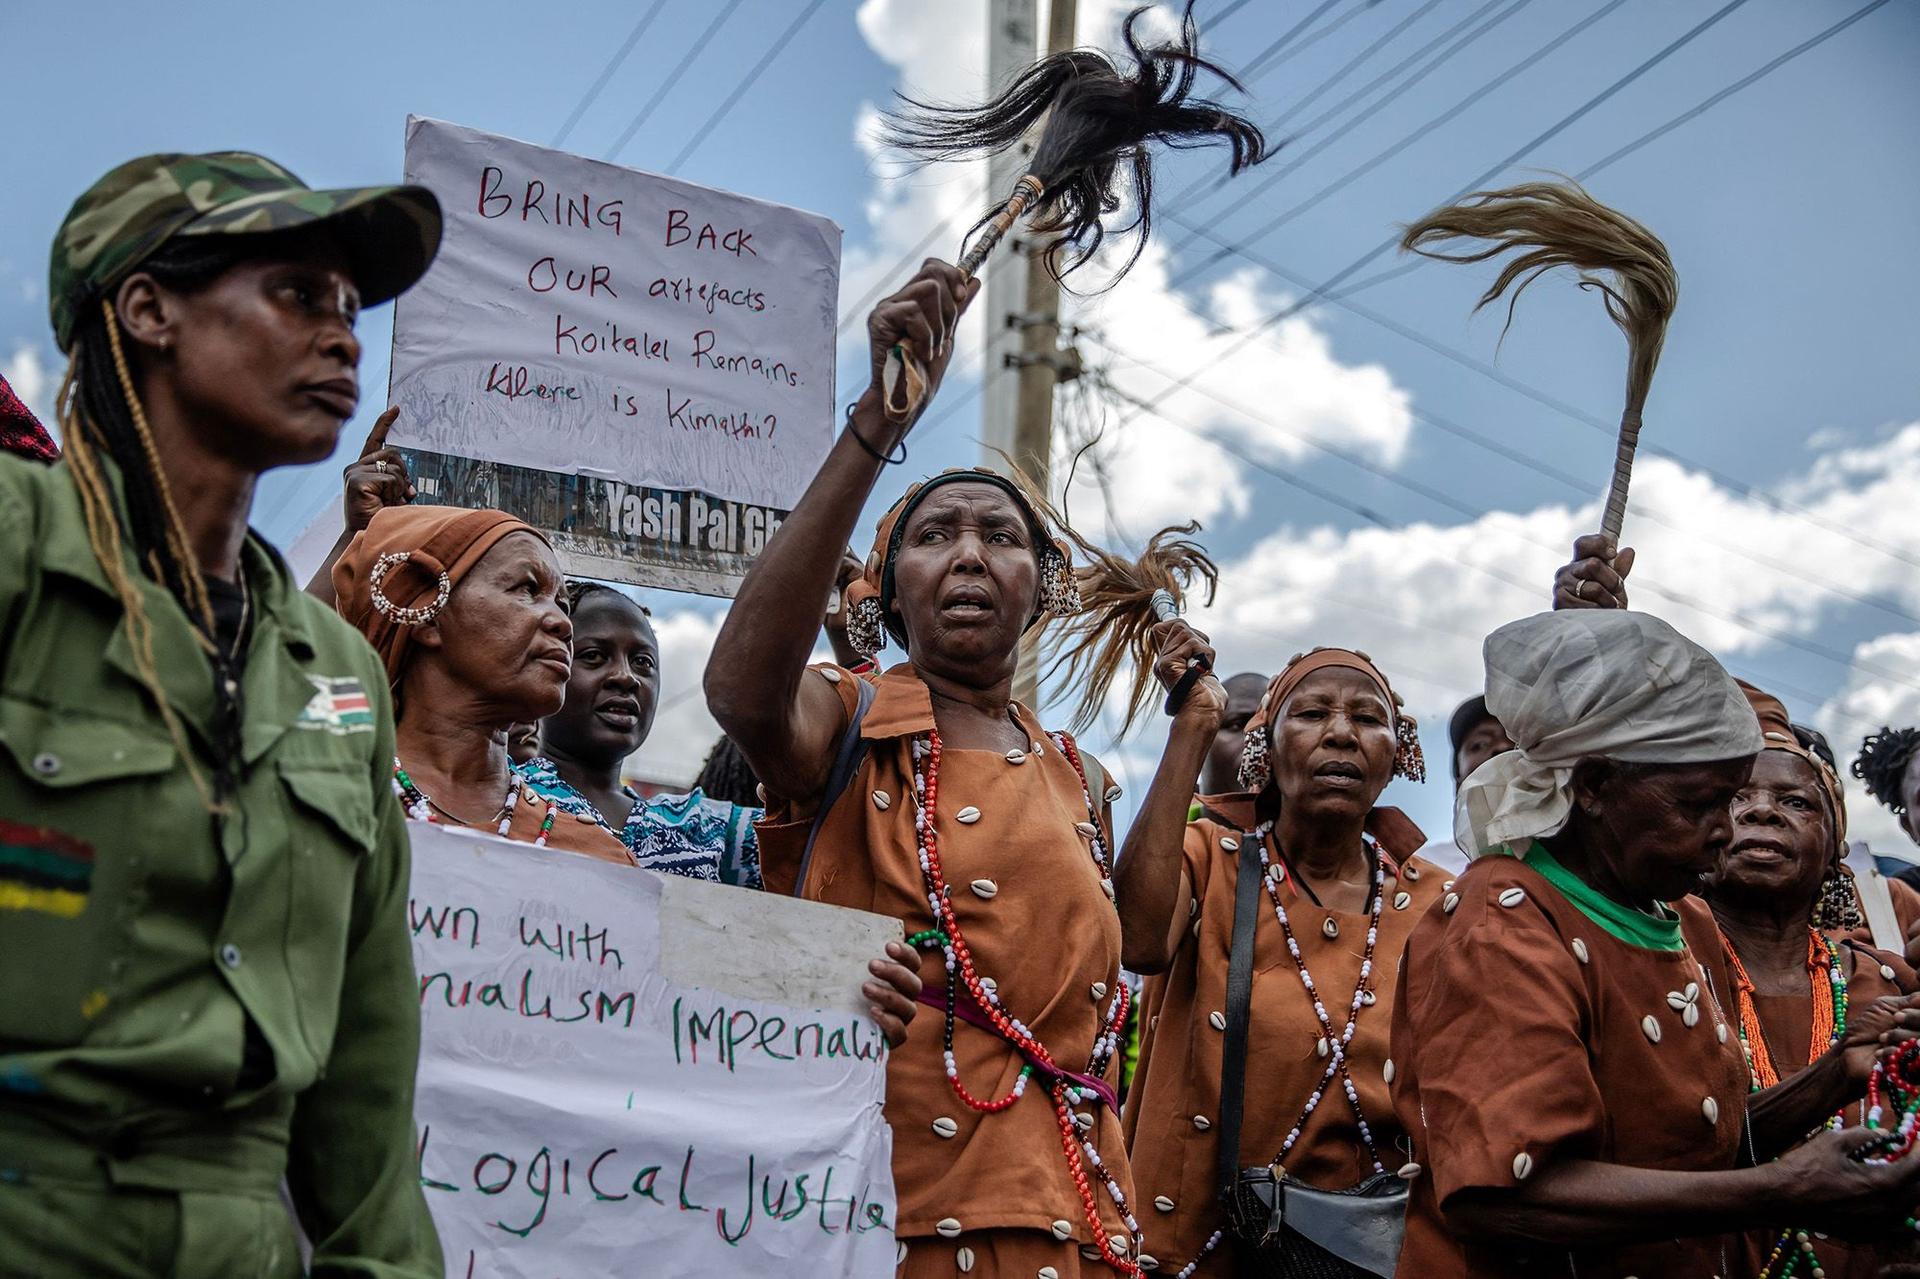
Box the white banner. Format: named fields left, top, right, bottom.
left=407, top=824, right=899, bottom=1277
left=388, top=117, right=841, bottom=594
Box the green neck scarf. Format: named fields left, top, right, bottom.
left=1520, top=841, right=1685, bottom=952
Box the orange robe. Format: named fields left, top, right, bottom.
left=758, top=664, right=1137, bottom=1277
left=1123, top=809, right=1443, bottom=1277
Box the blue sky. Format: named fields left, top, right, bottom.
left=6, top=0, right=1918, bottom=846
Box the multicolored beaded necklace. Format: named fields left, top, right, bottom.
left=1175, top=820, right=1390, bottom=1279
left=904, top=725, right=1141, bottom=1278
left=393, top=759, right=556, bottom=847
left=1724, top=930, right=1847, bottom=1279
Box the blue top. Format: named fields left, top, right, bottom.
left=514, top=756, right=762, bottom=889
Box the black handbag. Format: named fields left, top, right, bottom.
left=1216, top=830, right=1408, bottom=1279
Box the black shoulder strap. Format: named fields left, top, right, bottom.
left=1217, top=828, right=1264, bottom=1193
left=791, top=676, right=876, bottom=897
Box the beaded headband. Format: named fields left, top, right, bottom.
left=1237, top=647, right=1426, bottom=795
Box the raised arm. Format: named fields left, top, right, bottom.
left=706, top=261, right=978, bottom=802
left=304, top=406, right=413, bottom=606
left=1551, top=532, right=1634, bottom=611
left=1115, top=618, right=1223, bottom=973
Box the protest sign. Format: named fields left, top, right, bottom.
left=407, top=823, right=899, bottom=1277
left=389, top=117, right=841, bottom=595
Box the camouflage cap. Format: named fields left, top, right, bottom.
left=50, top=150, right=442, bottom=350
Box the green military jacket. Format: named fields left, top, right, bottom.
left=0, top=453, right=441, bottom=1274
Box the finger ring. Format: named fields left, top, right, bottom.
left=375, top=459, right=389, bottom=474
left=1576, top=578, right=1590, bottom=600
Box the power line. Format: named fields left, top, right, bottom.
left=667, top=0, right=832, bottom=173
left=1258, top=0, right=1450, bottom=136
left=1206, top=0, right=1898, bottom=304
left=1083, top=347, right=1920, bottom=696
left=1115, top=0, right=1755, bottom=427
left=1232, top=0, right=1346, bottom=83
left=1238, top=0, right=1382, bottom=86
left=1094, top=317, right=1920, bottom=630
left=837, top=214, right=970, bottom=332
left=1080, top=368, right=1872, bottom=731
left=1572, top=0, right=1896, bottom=178
left=604, top=0, right=749, bottom=162
left=551, top=0, right=672, bottom=148
left=1171, top=0, right=1631, bottom=291
left=1178, top=0, right=1524, bottom=207
left=1164, top=212, right=1920, bottom=575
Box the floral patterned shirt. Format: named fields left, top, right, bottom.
left=514, top=757, right=762, bottom=888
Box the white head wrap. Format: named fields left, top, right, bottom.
left=1454, top=610, right=1764, bottom=858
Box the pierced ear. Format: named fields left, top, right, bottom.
left=413, top=620, right=445, bottom=651
left=114, top=272, right=177, bottom=355
left=1568, top=758, right=1612, bottom=817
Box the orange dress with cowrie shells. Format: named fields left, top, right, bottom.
left=1391, top=854, right=1749, bottom=1278
left=1122, top=809, right=1444, bottom=1278
left=757, top=663, right=1138, bottom=1277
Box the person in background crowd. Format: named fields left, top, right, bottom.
left=1416, top=694, right=1519, bottom=876
left=709, top=258, right=1177, bottom=1277
left=0, top=370, right=58, bottom=462
left=1857, top=726, right=1920, bottom=849
left=1701, top=681, right=1920, bottom=1278
left=1197, top=670, right=1266, bottom=799
left=1394, top=609, right=1920, bottom=1278
left=332, top=505, right=631, bottom=863
left=1118, top=647, right=1444, bottom=1276
left=692, top=733, right=765, bottom=809
left=517, top=582, right=762, bottom=887
left=506, top=720, right=541, bottom=765
left=0, top=151, right=443, bottom=1275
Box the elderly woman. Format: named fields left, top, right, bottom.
left=332, top=505, right=631, bottom=862
left=1117, top=646, right=1444, bottom=1277
left=708, top=259, right=1201, bottom=1277
left=0, top=152, right=442, bottom=1274
left=1702, top=681, right=1920, bottom=1278
left=1392, top=609, right=1920, bottom=1278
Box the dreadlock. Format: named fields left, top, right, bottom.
left=1854, top=726, right=1920, bottom=816
left=57, top=234, right=284, bottom=810
left=694, top=734, right=764, bottom=809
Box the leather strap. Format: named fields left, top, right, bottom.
left=791, top=677, right=876, bottom=897
left=1217, top=825, right=1264, bottom=1196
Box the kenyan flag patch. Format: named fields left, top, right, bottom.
left=296, top=675, right=376, bottom=736
left=0, top=820, right=93, bottom=918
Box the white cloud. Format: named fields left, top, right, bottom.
left=4, top=342, right=57, bottom=432
left=1817, top=631, right=1920, bottom=858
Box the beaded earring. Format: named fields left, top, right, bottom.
left=368, top=551, right=452, bottom=626
left=845, top=595, right=887, bottom=660
left=1393, top=717, right=1427, bottom=783
left=1236, top=725, right=1272, bottom=794
left=1813, top=863, right=1863, bottom=931
left=1036, top=545, right=1081, bottom=617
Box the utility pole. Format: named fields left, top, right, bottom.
left=984, top=0, right=1081, bottom=707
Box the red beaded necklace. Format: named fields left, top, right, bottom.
left=908, top=724, right=1141, bottom=1277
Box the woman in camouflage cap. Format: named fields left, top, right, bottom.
left=0, top=152, right=442, bottom=1276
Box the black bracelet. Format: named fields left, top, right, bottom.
left=846, top=404, right=907, bottom=465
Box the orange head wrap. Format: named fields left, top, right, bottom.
left=841, top=467, right=1078, bottom=658
left=1736, top=679, right=1848, bottom=852
left=332, top=505, right=546, bottom=691
left=1196, top=647, right=1428, bottom=860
